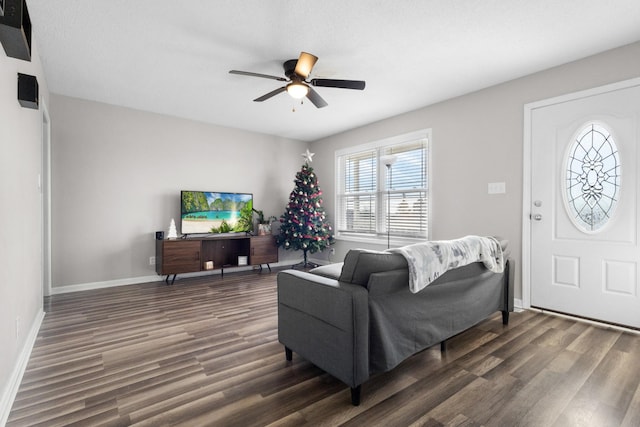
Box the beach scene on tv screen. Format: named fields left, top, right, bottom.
left=181, top=191, right=252, bottom=234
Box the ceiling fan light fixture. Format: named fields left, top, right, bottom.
left=286, top=82, right=309, bottom=99
left=230, top=51, right=365, bottom=108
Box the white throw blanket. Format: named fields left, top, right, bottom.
left=386, top=235, right=504, bottom=293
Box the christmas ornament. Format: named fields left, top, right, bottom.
left=167, top=218, right=178, bottom=239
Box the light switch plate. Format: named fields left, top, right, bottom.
left=488, top=182, right=506, bottom=194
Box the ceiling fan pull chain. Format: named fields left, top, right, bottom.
left=292, top=99, right=304, bottom=113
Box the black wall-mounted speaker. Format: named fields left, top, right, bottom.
left=17, top=72, right=38, bottom=109
left=0, top=0, right=32, bottom=61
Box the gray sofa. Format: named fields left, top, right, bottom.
left=277, top=243, right=514, bottom=405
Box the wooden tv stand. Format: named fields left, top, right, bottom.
left=156, top=234, right=278, bottom=284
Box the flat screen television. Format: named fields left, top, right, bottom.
left=181, top=191, right=253, bottom=235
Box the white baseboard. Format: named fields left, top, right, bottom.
left=514, top=298, right=523, bottom=310
left=50, top=260, right=306, bottom=295
left=51, top=274, right=163, bottom=294
left=1, top=309, right=45, bottom=427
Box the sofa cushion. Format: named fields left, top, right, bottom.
left=339, top=249, right=408, bottom=286
left=310, top=262, right=344, bottom=280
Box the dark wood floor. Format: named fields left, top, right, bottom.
left=7, top=269, right=640, bottom=426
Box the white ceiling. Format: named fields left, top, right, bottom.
left=27, top=0, right=640, bottom=142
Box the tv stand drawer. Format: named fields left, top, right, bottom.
left=157, top=240, right=201, bottom=275
left=250, top=235, right=278, bottom=265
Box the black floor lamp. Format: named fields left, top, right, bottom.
left=381, top=155, right=397, bottom=249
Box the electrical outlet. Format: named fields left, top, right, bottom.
left=149, top=256, right=156, bottom=266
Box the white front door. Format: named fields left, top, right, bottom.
left=529, top=81, right=640, bottom=328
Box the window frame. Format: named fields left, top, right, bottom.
left=334, top=129, right=432, bottom=245
left=563, top=121, right=621, bottom=233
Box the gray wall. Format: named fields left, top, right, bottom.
left=0, top=42, right=49, bottom=419
left=310, top=41, right=640, bottom=300
left=50, top=41, right=640, bottom=295
left=50, top=95, right=307, bottom=288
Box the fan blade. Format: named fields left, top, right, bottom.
left=294, top=52, right=318, bottom=78
left=253, top=86, right=286, bottom=102
left=229, top=70, right=287, bottom=81
left=310, top=78, right=366, bottom=90
left=306, top=87, right=328, bottom=108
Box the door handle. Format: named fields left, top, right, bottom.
left=531, top=214, right=542, bottom=221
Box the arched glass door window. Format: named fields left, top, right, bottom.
left=565, top=123, right=621, bottom=232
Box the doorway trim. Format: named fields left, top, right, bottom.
left=41, top=101, right=52, bottom=298
left=522, top=76, right=640, bottom=311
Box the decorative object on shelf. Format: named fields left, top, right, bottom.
left=167, top=218, right=178, bottom=239
left=204, top=261, right=214, bottom=270
left=253, top=208, right=277, bottom=235
left=276, top=150, right=335, bottom=268
left=257, top=223, right=270, bottom=236
left=0, top=0, right=32, bottom=61
left=238, top=256, right=248, bottom=266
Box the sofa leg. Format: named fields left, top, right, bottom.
left=285, top=347, right=292, bottom=361
left=440, top=341, right=447, bottom=352
left=502, top=310, right=509, bottom=325
left=351, top=385, right=361, bottom=406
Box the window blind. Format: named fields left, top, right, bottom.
left=336, top=133, right=429, bottom=241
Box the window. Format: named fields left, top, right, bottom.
left=335, top=130, right=430, bottom=243
left=564, top=123, right=621, bottom=232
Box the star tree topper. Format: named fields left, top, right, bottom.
left=302, top=149, right=315, bottom=164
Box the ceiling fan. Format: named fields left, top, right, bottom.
left=229, top=52, right=366, bottom=108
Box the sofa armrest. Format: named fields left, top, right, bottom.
left=309, top=262, right=343, bottom=279
left=366, top=269, right=409, bottom=295
left=277, top=269, right=370, bottom=389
